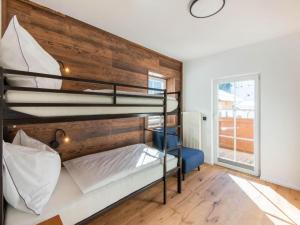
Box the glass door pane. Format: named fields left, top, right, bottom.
left=236, top=110, right=254, bottom=166
left=216, top=78, right=257, bottom=172
left=217, top=82, right=235, bottom=162
left=235, top=80, right=255, bottom=167
left=218, top=113, right=234, bottom=161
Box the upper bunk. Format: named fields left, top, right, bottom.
left=0, top=68, right=181, bottom=125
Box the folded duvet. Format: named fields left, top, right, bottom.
left=63, top=144, right=174, bottom=194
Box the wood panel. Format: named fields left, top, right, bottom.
left=1, top=0, right=8, bottom=33
left=167, top=77, right=177, bottom=125
left=2, top=0, right=183, bottom=159
left=7, top=118, right=147, bottom=161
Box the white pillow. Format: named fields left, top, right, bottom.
left=0, top=16, right=62, bottom=89
left=13, top=129, right=50, bottom=152
left=3, top=131, right=61, bottom=214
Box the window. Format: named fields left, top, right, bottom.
left=148, top=76, right=166, bottom=95
left=148, top=75, right=166, bottom=128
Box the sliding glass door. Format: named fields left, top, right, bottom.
left=213, top=74, right=260, bottom=176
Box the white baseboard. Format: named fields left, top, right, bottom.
left=260, top=176, right=300, bottom=191
left=204, top=159, right=213, bottom=165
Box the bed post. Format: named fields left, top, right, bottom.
left=143, top=117, right=146, bottom=144
left=177, top=92, right=182, bottom=193
left=163, top=89, right=167, bottom=204
left=0, top=67, right=4, bottom=225
left=113, top=84, right=117, bottom=105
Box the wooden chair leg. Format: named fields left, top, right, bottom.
left=198, top=166, right=200, bottom=171
left=182, top=173, right=185, bottom=181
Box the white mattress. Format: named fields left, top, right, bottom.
left=5, top=154, right=177, bottom=225
left=63, top=144, right=174, bottom=194
left=5, top=89, right=178, bottom=117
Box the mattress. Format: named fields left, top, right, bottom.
left=5, top=89, right=178, bottom=117
left=5, top=155, right=177, bottom=225
left=63, top=144, right=174, bottom=194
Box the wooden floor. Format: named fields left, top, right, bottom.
left=88, top=165, right=300, bottom=225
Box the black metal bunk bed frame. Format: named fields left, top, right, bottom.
left=0, top=67, right=183, bottom=225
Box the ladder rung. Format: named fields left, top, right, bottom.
left=155, top=125, right=181, bottom=129
left=167, top=145, right=182, bottom=152
left=144, top=128, right=178, bottom=136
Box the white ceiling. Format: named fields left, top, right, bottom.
left=32, top=0, right=300, bottom=61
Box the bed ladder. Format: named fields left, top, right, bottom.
left=144, top=90, right=182, bottom=204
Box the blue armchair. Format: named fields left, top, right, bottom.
left=153, top=128, right=204, bottom=180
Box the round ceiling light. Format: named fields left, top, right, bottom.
left=189, top=0, right=226, bottom=18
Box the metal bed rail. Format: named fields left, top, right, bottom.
left=1, top=68, right=166, bottom=109
left=0, top=68, right=180, bottom=125
left=2, top=68, right=164, bottom=92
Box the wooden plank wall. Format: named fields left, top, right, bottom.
left=2, top=0, right=182, bottom=160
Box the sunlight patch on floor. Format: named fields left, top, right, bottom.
left=229, top=174, right=300, bottom=225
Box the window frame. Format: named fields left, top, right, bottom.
left=147, top=74, right=166, bottom=128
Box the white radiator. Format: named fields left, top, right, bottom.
left=182, top=112, right=202, bottom=149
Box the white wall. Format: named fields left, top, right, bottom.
left=183, top=32, right=300, bottom=190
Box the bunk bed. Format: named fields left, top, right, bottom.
left=0, top=68, right=183, bottom=225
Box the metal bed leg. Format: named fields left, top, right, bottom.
left=177, top=128, right=182, bottom=192
left=177, top=145, right=182, bottom=193
left=163, top=90, right=167, bottom=204
left=163, top=177, right=167, bottom=204
left=177, top=163, right=182, bottom=193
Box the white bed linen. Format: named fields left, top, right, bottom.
left=5, top=158, right=177, bottom=225
left=5, top=89, right=178, bottom=117
left=63, top=144, right=174, bottom=194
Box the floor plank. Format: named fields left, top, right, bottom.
left=88, top=165, right=300, bottom=225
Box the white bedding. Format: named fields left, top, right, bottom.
left=5, top=89, right=178, bottom=117
left=63, top=144, right=174, bottom=194
left=5, top=155, right=177, bottom=225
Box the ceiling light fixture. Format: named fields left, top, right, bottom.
left=189, top=0, right=226, bottom=19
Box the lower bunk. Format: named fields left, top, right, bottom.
left=4, top=144, right=178, bottom=225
